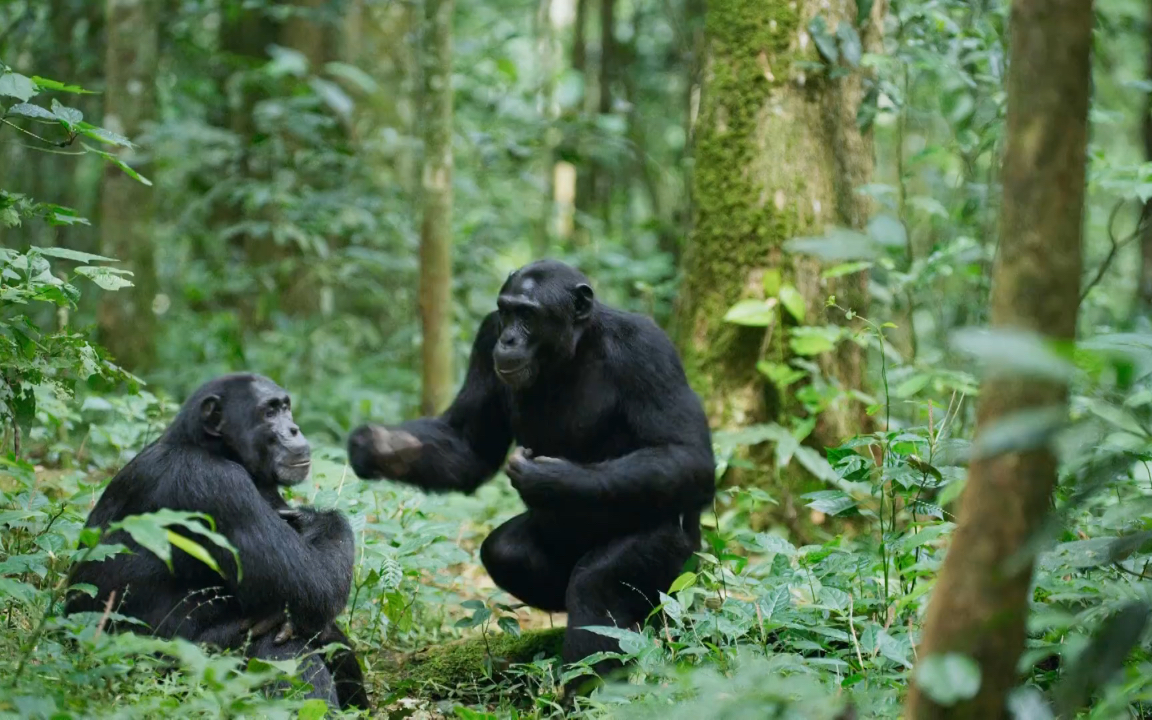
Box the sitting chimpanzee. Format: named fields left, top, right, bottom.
left=66, top=373, right=367, bottom=710
left=348, top=259, right=715, bottom=681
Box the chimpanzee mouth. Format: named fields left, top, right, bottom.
left=495, top=364, right=532, bottom=386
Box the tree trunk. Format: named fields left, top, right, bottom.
left=905, top=1, right=1091, bottom=718
left=1140, top=2, right=1152, bottom=312
left=674, top=0, right=879, bottom=450
left=419, top=0, right=456, bottom=415
left=97, top=0, right=159, bottom=372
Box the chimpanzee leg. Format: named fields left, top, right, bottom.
left=480, top=512, right=579, bottom=612
left=313, top=624, right=369, bottom=711
left=246, top=633, right=339, bottom=707
left=563, top=521, right=697, bottom=677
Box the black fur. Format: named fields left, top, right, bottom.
left=66, top=373, right=367, bottom=710
left=348, top=260, right=715, bottom=679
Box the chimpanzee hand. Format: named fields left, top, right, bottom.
left=347, top=425, right=423, bottom=480
left=277, top=507, right=317, bottom=534
left=246, top=611, right=295, bottom=645
left=506, top=447, right=571, bottom=506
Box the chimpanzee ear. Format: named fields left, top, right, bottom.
left=574, top=283, right=594, bottom=322
left=200, top=395, right=224, bottom=438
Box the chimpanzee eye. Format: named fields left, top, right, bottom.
left=265, top=405, right=278, bottom=419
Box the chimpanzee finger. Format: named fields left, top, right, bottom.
left=274, top=620, right=295, bottom=645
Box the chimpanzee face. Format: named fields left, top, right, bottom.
left=199, top=377, right=312, bottom=486
left=492, top=261, right=595, bottom=390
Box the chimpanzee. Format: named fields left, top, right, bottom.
left=65, top=374, right=368, bottom=710
left=347, top=259, right=715, bottom=681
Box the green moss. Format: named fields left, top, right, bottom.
left=374, top=628, right=565, bottom=697
left=677, top=0, right=805, bottom=415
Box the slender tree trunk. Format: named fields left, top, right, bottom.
left=420, top=0, right=456, bottom=415
left=675, top=0, right=880, bottom=451
left=905, top=1, right=1092, bottom=717
left=1140, top=3, right=1152, bottom=312
left=535, top=0, right=557, bottom=257
left=97, top=0, right=159, bottom=372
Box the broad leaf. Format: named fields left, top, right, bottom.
left=75, top=265, right=134, bottom=291
left=808, top=17, right=839, bottom=64
left=803, top=490, right=858, bottom=516
left=33, top=246, right=116, bottom=263
left=723, top=298, right=777, bottom=327
left=779, top=285, right=806, bottom=322
left=915, top=653, right=981, bottom=706
left=6, top=103, right=56, bottom=122
left=0, top=72, right=37, bottom=101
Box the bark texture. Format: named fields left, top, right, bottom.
left=905, top=1, right=1092, bottom=717
left=420, top=0, right=456, bottom=415
left=674, top=0, right=880, bottom=461
left=97, top=0, right=159, bottom=372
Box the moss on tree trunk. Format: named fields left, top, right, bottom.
left=674, top=0, right=881, bottom=526
left=905, top=1, right=1092, bottom=717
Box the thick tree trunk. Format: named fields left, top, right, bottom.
left=674, top=0, right=879, bottom=450
left=97, top=0, right=159, bottom=372
left=905, top=1, right=1092, bottom=717
left=419, top=0, right=456, bottom=415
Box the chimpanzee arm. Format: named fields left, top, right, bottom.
left=171, top=454, right=355, bottom=636
left=512, top=325, right=716, bottom=515
left=348, top=313, right=514, bottom=494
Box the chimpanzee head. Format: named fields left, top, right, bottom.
left=170, top=374, right=312, bottom=486
left=492, top=260, right=595, bottom=390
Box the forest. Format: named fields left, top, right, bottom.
left=0, top=0, right=1147, bottom=718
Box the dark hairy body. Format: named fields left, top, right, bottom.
left=66, top=374, right=367, bottom=710
left=348, top=260, right=715, bottom=680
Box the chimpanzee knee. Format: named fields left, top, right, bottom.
left=480, top=514, right=570, bottom=612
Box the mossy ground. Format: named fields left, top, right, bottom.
left=374, top=628, right=566, bottom=699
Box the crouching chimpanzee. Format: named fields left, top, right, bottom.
left=65, top=374, right=368, bottom=710
left=348, top=259, right=715, bottom=684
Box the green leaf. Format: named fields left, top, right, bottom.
left=778, top=285, right=806, bottom=322
left=867, top=213, right=907, bottom=249
left=78, top=123, right=133, bottom=148
left=324, top=62, right=379, bottom=93
left=497, top=616, right=521, bottom=637
left=808, top=17, right=839, bottom=64
left=723, top=298, right=778, bottom=327
left=495, top=57, right=518, bottom=82
left=803, top=490, right=858, bottom=516
left=894, top=374, right=930, bottom=398
left=165, top=530, right=222, bottom=576
left=31, top=76, right=97, bottom=94
left=298, top=699, right=328, bottom=720
left=75, top=265, right=134, bottom=291
left=0, top=72, right=37, bottom=101
left=794, top=446, right=839, bottom=483
left=762, top=268, right=782, bottom=297
left=50, top=98, right=82, bottom=127
left=856, top=0, right=875, bottom=25
left=6, top=103, right=56, bottom=121
left=460, top=599, right=485, bottom=611
left=33, top=246, right=116, bottom=263
left=84, top=144, right=153, bottom=186
left=821, top=261, right=872, bottom=279
left=950, top=328, right=1077, bottom=382
left=786, top=227, right=878, bottom=261
left=790, top=326, right=842, bottom=356
left=668, top=571, right=698, bottom=593
left=836, top=22, right=863, bottom=66
left=914, top=653, right=981, bottom=706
